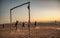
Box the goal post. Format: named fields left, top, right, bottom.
left=10, top=2, right=30, bottom=35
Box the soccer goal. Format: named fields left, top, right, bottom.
left=10, top=2, right=30, bottom=33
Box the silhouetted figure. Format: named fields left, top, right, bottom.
left=28, top=22, right=30, bottom=28
left=15, top=21, right=18, bottom=30
left=22, top=22, right=25, bottom=27
left=3, top=24, right=4, bottom=28
left=34, top=21, right=37, bottom=27
left=55, top=20, right=58, bottom=25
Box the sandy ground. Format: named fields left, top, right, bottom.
left=0, top=24, right=60, bottom=38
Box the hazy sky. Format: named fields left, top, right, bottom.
left=0, top=0, right=60, bottom=24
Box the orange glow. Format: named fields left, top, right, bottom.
left=12, top=16, right=60, bottom=22
left=30, top=16, right=60, bottom=22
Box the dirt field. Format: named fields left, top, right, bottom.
left=0, top=24, right=60, bottom=38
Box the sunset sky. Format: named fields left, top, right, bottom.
left=0, top=0, right=60, bottom=24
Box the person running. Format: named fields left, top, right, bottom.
left=3, top=24, right=4, bottom=28
left=22, top=22, right=25, bottom=27
left=34, top=21, right=37, bottom=27
left=15, top=20, right=18, bottom=30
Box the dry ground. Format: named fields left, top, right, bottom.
left=0, top=24, right=60, bottom=38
